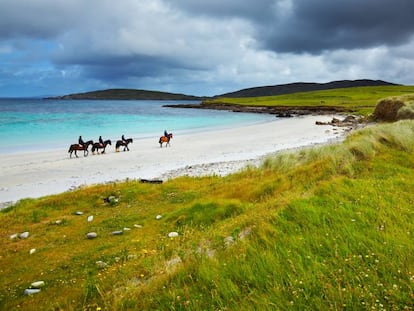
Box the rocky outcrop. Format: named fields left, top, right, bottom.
left=315, top=115, right=361, bottom=127
left=164, top=102, right=354, bottom=115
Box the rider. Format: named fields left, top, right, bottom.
left=164, top=130, right=169, bottom=137
left=122, top=134, right=127, bottom=143
left=78, top=136, right=85, bottom=148
left=99, top=135, right=104, bottom=147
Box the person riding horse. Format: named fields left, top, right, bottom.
left=164, top=130, right=169, bottom=137
left=79, top=136, right=85, bottom=148
left=99, top=136, right=104, bottom=147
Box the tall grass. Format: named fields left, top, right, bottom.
left=1, top=121, right=414, bottom=310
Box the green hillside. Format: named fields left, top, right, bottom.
left=1, top=119, right=414, bottom=310
left=47, top=88, right=206, bottom=101
left=206, top=85, right=414, bottom=116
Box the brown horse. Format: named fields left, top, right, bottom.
left=68, top=140, right=93, bottom=158
left=115, top=138, right=133, bottom=152
left=159, top=133, right=173, bottom=147
left=91, top=139, right=111, bottom=154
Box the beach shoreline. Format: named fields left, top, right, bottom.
left=0, top=114, right=356, bottom=207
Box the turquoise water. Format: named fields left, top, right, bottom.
left=0, top=99, right=275, bottom=154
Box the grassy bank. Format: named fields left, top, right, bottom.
left=1, top=120, right=414, bottom=310
left=205, top=85, right=414, bottom=116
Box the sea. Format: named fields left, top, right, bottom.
left=0, top=98, right=276, bottom=154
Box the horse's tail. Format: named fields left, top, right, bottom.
left=159, top=137, right=162, bottom=144
left=68, top=145, right=72, bottom=153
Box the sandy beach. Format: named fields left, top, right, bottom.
left=0, top=115, right=351, bottom=206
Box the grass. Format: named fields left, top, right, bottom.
left=1, top=120, right=414, bottom=310
left=204, top=85, right=414, bottom=116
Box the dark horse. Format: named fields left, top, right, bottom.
left=68, top=140, right=94, bottom=158
left=91, top=139, right=111, bottom=154
left=159, top=133, right=173, bottom=147
left=115, top=138, right=133, bottom=152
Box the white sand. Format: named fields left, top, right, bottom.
left=0, top=115, right=350, bottom=206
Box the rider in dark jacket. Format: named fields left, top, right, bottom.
left=78, top=136, right=85, bottom=147
left=99, top=136, right=104, bottom=147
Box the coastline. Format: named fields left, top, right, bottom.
left=0, top=114, right=355, bottom=207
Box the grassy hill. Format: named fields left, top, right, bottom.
left=47, top=89, right=206, bottom=101
left=1, top=117, right=414, bottom=309
left=205, top=85, right=414, bottom=116
left=217, top=79, right=397, bottom=98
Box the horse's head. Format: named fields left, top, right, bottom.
left=169, top=133, right=173, bottom=138
left=128, top=138, right=133, bottom=144
left=106, top=139, right=111, bottom=145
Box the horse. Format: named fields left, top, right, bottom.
left=68, top=140, right=94, bottom=158
left=159, top=133, right=173, bottom=147
left=91, top=139, right=111, bottom=154
left=115, top=138, right=133, bottom=152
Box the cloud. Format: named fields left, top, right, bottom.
left=0, top=0, right=413, bottom=97
left=260, top=0, right=414, bottom=53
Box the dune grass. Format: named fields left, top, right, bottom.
left=205, top=85, right=414, bottom=116
left=1, top=120, right=414, bottom=310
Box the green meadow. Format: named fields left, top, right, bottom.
left=206, top=85, right=414, bottom=116
left=1, top=88, right=414, bottom=310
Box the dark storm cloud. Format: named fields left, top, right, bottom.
left=262, top=0, right=414, bottom=53
left=74, top=54, right=198, bottom=82
left=0, top=1, right=78, bottom=39
left=171, top=0, right=414, bottom=53
left=171, top=0, right=275, bottom=20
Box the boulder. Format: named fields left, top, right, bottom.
left=96, top=261, right=107, bottom=269
left=168, top=232, right=179, bottom=238
left=86, top=232, right=97, bottom=239
left=31, top=281, right=45, bottom=288
left=19, top=232, right=29, bottom=239
left=24, top=288, right=41, bottom=295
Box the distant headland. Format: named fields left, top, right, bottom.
left=46, top=89, right=208, bottom=101
left=46, top=79, right=397, bottom=100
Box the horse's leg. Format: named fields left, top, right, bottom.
left=75, top=150, right=79, bottom=158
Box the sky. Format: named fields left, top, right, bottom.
left=1, top=0, right=414, bottom=97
